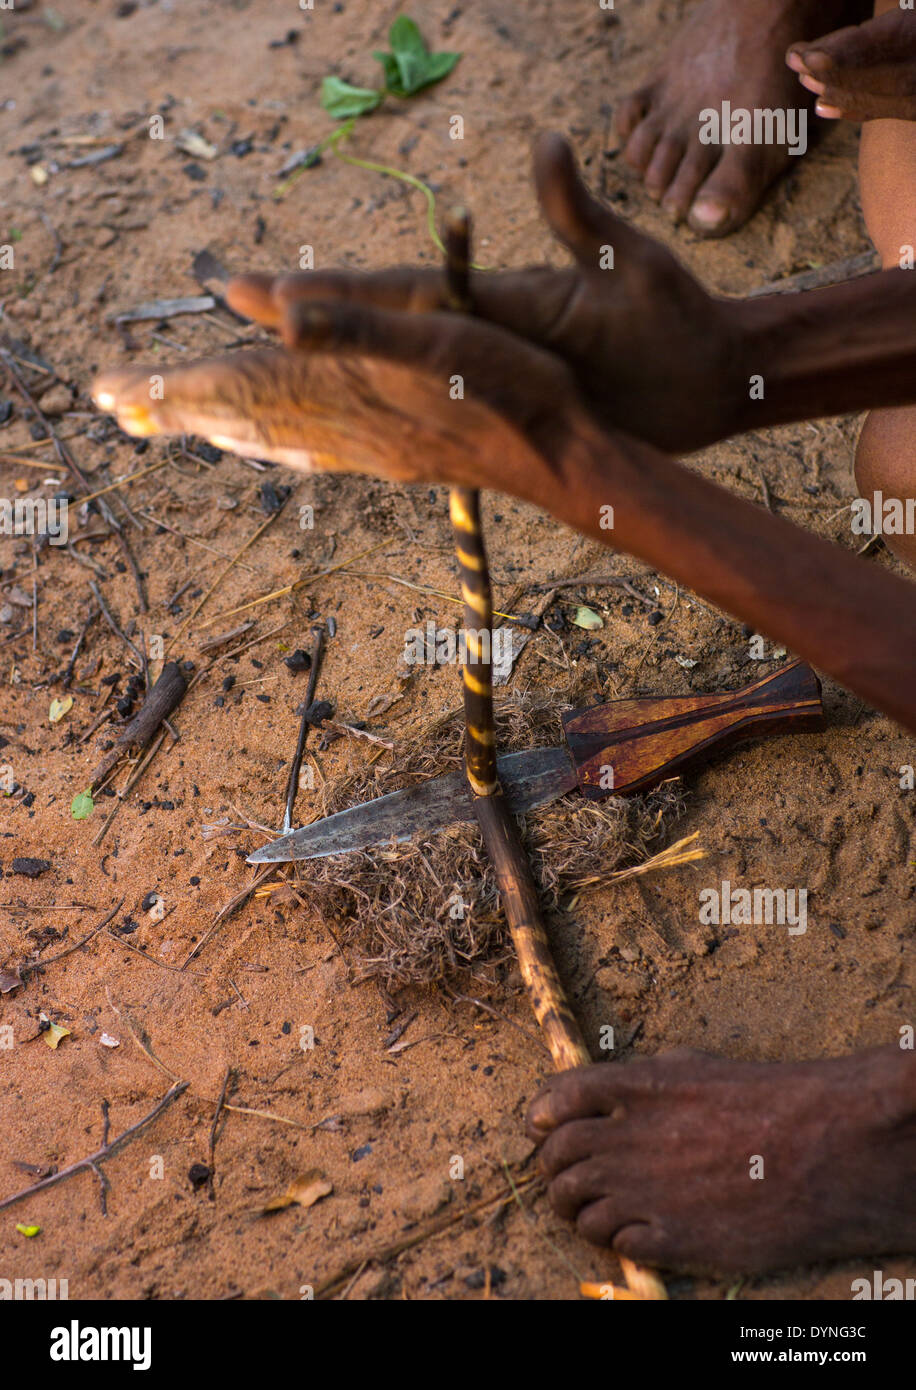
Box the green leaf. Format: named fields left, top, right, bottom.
left=320, top=76, right=383, bottom=120
left=388, top=16, right=428, bottom=61
left=374, top=16, right=461, bottom=97
left=71, top=788, right=94, bottom=820
left=372, top=50, right=405, bottom=97
left=417, top=50, right=461, bottom=86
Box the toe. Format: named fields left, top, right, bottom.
left=549, top=1156, right=625, bottom=1222
left=792, top=20, right=877, bottom=75
left=688, top=147, right=773, bottom=238
left=615, top=87, right=653, bottom=142
left=643, top=135, right=686, bottom=201
left=660, top=143, right=718, bottom=222
left=785, top=49, right=809, bottom=77
left=538, top=1116, right=623, bottom=1180
left=526, top=1062, right=630, bottom=1138
left=578, top=1201, right=670, bottom=1264
left=797, top=72, right=827, bottom=97
left=622, top=115, right=663, bottom=175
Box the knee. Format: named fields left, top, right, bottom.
left=854, top=413, right=883, bottom=497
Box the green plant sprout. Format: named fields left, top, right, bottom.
left=275, top=16, right=476, bottom=262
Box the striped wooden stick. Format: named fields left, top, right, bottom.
left=443, top=209, right=666, bottom=1301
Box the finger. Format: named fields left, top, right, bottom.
left=231, top=261, right=588, bottom=378
left=225, top=273, right=285, bottom=327
left=273, top=266, right=570, bottom=349
left=281, top=298, right=576, bottom=420
left=533, top=130, right=656, bottom=272
left=272, top=266, right=446, bottom=315
left=227, top=268, right=447, bottom=332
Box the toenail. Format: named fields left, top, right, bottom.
left=798, top=73, right=826, bottom=96
left=690, top=198, right=730, bottom=231
left=528, top=1095, right=556, bottom=1132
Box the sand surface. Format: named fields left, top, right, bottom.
left=0, top=0, right=913, bottom=1301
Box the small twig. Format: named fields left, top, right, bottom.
left=103, top=923, right=206, bottom=979
left=31, top=552, right=38, bottom=654
left=314, top=1173, right=539, bottom=1299
left=283, top=625, right=326, bottom=834
left=88, top=659, right=187, bottom=793
left=138, top=511, right=260, bottom=572
left=0, top=1082, right=189, bottom=1215
left=167, top=505, right=288, bottom=653
left=747, top=251, right=877, bottom=298
left=78, top=458, right=170, bottom=506
left=91, top=729, right=167, bottom=846
left=89, top=580, right=147, bottom=680
left=106, top=989, right=182, bottom=1082
left=196, top=538, right=394, bottom=628
left=179, top=864, right=278, bottom=969
left=323, top=719, right=394, bottom=750
left=207, top=1066, right=235, bottom=1199
left=37, top=211, right=63, bottom=275
left=113, top=296, right=217, bottom=324
left=61, top=606, right=100, bottom=689
left=18, top=897, right=125, bottom=980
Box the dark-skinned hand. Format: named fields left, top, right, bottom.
left=226, top=133, right=747, bottom=455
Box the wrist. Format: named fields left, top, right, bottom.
left=726, top=291, right=803, bottom=435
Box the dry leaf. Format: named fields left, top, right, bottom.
left=366, top=691, right=402, bottom=718
left=572, top=605, right=603, bottom=631
left=176, top=129, right=219, bottom=161
left=49, top=695, right=73, bottom=724
left=0, top=967, right=22, bottom=994
left=262, top=1169, right=332, bottom=1214
left=43, top=1021, right=71, bottom=1049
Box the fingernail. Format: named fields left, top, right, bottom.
left=298, top=305, right=332, bottom=333
left=785, top=52, right=807, bottom=74
left=689, top=198, right=730, bottom=231
left=287, top=304, right=333, bottom=346
left=815, top=102, right=843, bottom=120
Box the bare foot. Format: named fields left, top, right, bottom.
left=526, top=1046, right=916, bottom=1275
left=616, top=0, right=868, bottom=237
left=787, top=9, right=916, bottom=122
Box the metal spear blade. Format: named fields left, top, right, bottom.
left=247, top=746, right=578, bottom=863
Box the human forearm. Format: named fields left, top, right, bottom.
left=729, top=268, right=916, bottom=434
left=538, top=410, right=916, bottom=733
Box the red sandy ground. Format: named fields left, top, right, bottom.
left=0, top=0, right=913, bottom=1301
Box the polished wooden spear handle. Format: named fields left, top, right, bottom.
left=444, top=209, right=665, bottom=1301
left=564, top=658, right=823, bottom=798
